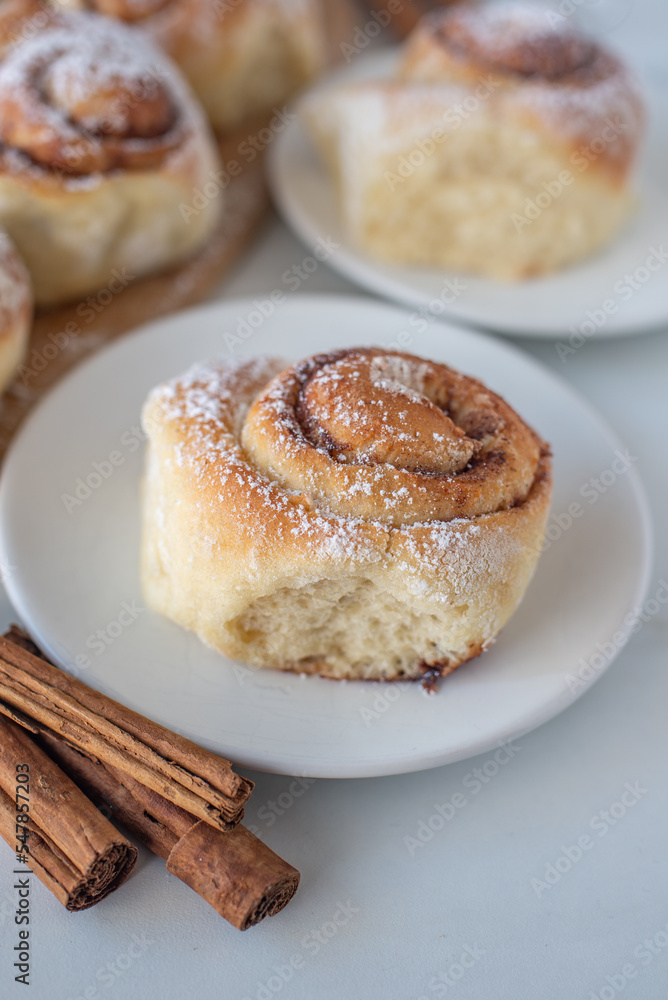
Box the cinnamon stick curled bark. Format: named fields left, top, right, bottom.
left=41, top=736, right=301, bottom=930
left=0, top=716, right=137, bottom=911
left=2, top=628, right=300, bottom=929
left=0, top=630, right=253, bottom=830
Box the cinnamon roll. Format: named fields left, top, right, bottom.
left=302, top=0, right=645, bottom=279
left=0, top=6, right=222, bottom=307
left=0, top=231, right=32, bottom=394
left=53, top=0, right=326, bottom=135
left=141, top=348, right=552, bottom=682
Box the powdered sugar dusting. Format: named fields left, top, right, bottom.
left=367, top=352, right=432, bottom=400
left=0, top=14, right=169, bottom=105
left=146, top=358, right=386, bottom=569
left=441, top=1, right=583, bottom=57
left=145, top=357, right=497, bottom=588
left=147, top=351, right=543, bottom=549
left=420, top=1, right=645, bottom=153
left=512, top=58, right=644, bottom=155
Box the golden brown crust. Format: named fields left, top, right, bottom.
left=80, top=0, right=171, bottom=19
left=242, top=349, right=544, bottom=526
left=0, top=10, right=194, bottom=176
left=0, top=0, right=55, bottom=57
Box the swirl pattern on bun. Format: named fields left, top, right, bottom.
left=430, top=2, right=596, bottom=80
left=0, top=21, right=180, bottom=174
left=242, top=349, right=542, bottom=525
left=141, top=348, right=552, bottom=682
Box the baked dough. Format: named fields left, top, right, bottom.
left=141, top=348, right=552, bottom=681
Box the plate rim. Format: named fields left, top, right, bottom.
left=0, top=294, right=655, bottom=777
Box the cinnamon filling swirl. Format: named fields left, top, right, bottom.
left=241, top=349, right=547, bottom=526
left=434, top=3, right=598, bottom=81
left=0, top=14, right=183, bottom=174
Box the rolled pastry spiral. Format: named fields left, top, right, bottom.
left=0, top=7, right=222, bottom=306
left=242, top=349, right=543, bottom=527
left=0, top=14, right=182, bottom=175
left=430, top=2, right=597, bottom=80
left=141, top=348, right=552, bottom=681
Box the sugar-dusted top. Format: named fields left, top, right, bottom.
left=147, top=349, right=548, bottom=530
left=0, top=9, right=206, bottom=178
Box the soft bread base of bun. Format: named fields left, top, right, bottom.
left=219, top=462, right=550, bottom=680
left=0, top=140, right=221, bottom=307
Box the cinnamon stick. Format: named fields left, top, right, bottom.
left=3, top=628, right=300, bottom=928
left=168, top=823, right=299, bottom=930
left=40, top=736, right=300, bottom=930
left=0, top=717, right=136, bottom=911
left=0, top=629, right=252, bottom=830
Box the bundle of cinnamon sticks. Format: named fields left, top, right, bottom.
left=0, top=627, right=300, bottom=929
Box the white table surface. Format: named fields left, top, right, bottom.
left=2, top=4, right=668, bottom=997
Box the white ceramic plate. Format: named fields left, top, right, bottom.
left=0, top=296, right=652, bottom=777
left=269, top=50, right=668, bottom=339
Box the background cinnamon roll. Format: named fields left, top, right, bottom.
left=141, top=348, right=552, bottom=682
left=303, top=0, right=645, bottom=280
left=53, top=0, right=327, bottom=135
left=0, top=231, right=32, bottom=395
left=0, top=6, right=222, bottom=307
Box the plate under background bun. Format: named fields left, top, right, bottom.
left=269, top=50, right=668, bottom=340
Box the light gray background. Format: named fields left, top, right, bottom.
left=1, top=2, right=667, bottom=997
